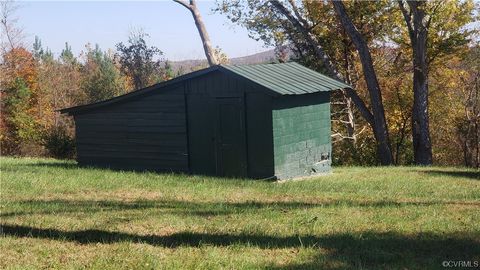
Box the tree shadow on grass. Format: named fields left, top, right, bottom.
left=1, top=223, right=479, bottom=270
left=2, top=198, right=478, bottom=219
left=0, top=199, right=320, bottom=219
left=422, top=170, right=479, bottom=180
left=9, top=161, right=267, bottom=181
left=1, top=161, right=79, bottom=171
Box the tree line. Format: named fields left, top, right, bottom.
left=1, top=2, right=176, bottom=157
left=1, top=0, right=479, bottom=168
left=217, top=0, right=479, bottom=167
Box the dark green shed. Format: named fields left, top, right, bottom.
left=61, top=62, right=350, bottom=179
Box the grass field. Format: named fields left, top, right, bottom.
left=0, top=157, right=479, bottom=269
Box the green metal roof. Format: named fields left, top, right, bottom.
left=61, top=62, right=349, bottom=115
left=221, top=62, right=350, bottom=95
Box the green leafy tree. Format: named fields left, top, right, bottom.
left=452, top=45, right=479, bottom=168
left=217, top=0, right=477, bottom=166
left=163, top=60, right=175, bottom=80
left=34, top=40, right=82, bottom=159
left=81, top=44, right=126, bottom=103
left=115, top=30, right=164, bottom=90
left=60, top=42, right=76, bottom=65
left=0, top=47, right=44, bottom=155
left=32, top=36, right=43, bottom=59
left=218, top=0, right=396, bottom=165
left=32, top=36, right=53, bottom=63
left=397, top=0, right=476, bottom=165
left=1, top=78, right=39, bottom=154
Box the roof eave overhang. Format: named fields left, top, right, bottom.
left=217, top=65, right=351, bottom=96
left=59, top=65, right=221, bottom=115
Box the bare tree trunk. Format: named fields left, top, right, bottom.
left=462, top=72, right=479, bottom=168
left=475, top=77, right=479, bottom=168
left=270, top=0, right=340, bottom=79
left=399, top=0, right=433, bottom=165
left=341, top=37, right=356, bottom=142
left=174, top=0, right=218, bottom=66
left=269, top=0, right=374, bottom=125
left=411, top=30, right=432, bottom=165
left=271, top=0, right=393, bottom=165
left=332, top=1, right=393, bottom=165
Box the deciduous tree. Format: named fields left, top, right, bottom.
left=397, top=0, right=475, bottom=165
left=218, top=0, right=394, bottom=164
left=115, top=30, right=164, bottom=90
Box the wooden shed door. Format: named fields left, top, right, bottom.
left=215, top=98, right=247, bottom=177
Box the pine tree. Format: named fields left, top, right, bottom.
left=81, top=44, right=126, bottom=103
left=60, top=42, right=75, bottom=65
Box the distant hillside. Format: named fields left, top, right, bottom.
left=170, top=49, right=284, bottom=73
left=229, top=49, right=278, bottom=65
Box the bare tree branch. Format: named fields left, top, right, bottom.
left=342, top=88, right=373, bottom=124
left=270, top=0, right=377, bottom=131
left=0, top=0, right=24, bottom=51
left=332, top=0, right=393, bottom=164
left=270, top=0, right=341, bottom=80
left=174, top=0, right=218, bottom=66
left=173, top=0, right=191, bottom=10
left=397, top=0, right=414, bottom=41
left=287, top=0, right=309, bottom=29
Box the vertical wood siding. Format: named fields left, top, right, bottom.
left=186, top=71, right=274, bottom=178
left=71, top=69, right=331, bottom=179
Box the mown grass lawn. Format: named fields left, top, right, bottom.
left=0, top=157, right=479, bottom=269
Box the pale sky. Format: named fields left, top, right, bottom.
left=16, top=1, right=273, bottom=61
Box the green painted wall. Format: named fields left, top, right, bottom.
left=186, top=71, right=274, bottom=179
left=74, top=84, right=188, bottom=172
left=272, top=92, right=331, bottom=179
left=72, top=68, right=331, bottom=179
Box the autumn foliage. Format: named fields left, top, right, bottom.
left=0, top=32, right=171, bottom=158
left=1, top=1, right=479, bottom=167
